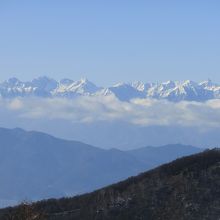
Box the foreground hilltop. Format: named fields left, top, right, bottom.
left=1, top=149, right=220, bottom=220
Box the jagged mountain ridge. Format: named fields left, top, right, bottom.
left=0, top=127, right=201, bottom=208
left=1, top=77, right=220, bottom=101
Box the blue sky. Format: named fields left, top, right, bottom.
left=0, top=0, right=220, bottom=86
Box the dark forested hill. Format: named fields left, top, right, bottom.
left=1, top=149, right=219, bottom=220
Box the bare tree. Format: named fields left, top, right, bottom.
left=4, top=202, right=45, bottom=220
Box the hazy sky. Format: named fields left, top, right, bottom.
left=0, top=0, right=220, bottom=86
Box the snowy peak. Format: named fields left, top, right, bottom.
left=0, top=77, right=220, bottom=102
left=31, top=76, right=58, bottom=93
left=69, top=78, right=100, bottom=94
left=56, top=78, right=101, bottom=96
left=31, top=76, right=58, bottom=88
left=131, top=81, right=153, bottom=92
left=5, top=77, right=21, bottom=86
left=109, top=83, right=145, bottom=101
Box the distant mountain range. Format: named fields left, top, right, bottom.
left=1, top=149, right=219, bottom=220
left=0, top=127, right=202, bottom=207
left=1, top=77, right=220, bottom=101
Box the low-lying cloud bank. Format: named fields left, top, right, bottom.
left=2, top=95, right=220, bottom=128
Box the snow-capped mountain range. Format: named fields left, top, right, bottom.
left=1, top=76, right=220, bottom=102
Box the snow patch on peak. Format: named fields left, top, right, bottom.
left=60, top=79, right=74, bottom=85
left=199, top=79, right=219, bottom=90
left=161, top=80, right=177, bottom=88
left=131, top=81, right=146, bottom=92
left=112, top=82, right=128, bottom=88
left=182, top=80, right=198, bottom=87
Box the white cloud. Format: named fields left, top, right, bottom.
left=1, top=96, right=220, bottom=128
left=7, top=99, right=23, bottom=110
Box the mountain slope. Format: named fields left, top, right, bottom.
left=1, top=149, right=219, bottom=220
left=0, top=128, right=144, bottom=202
left=0, top=127, right=202, bottom=207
